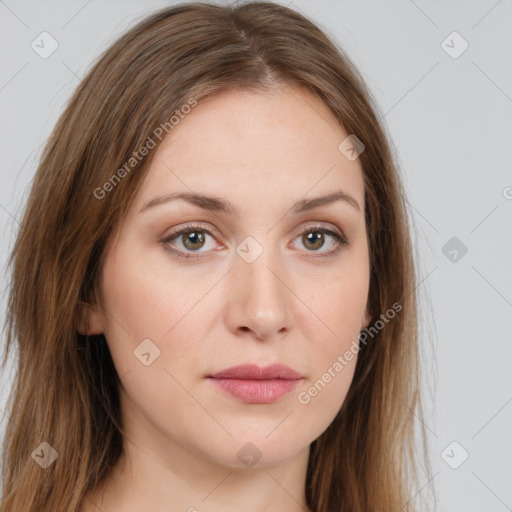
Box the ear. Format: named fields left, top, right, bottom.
left=76, top=302, right=104, bottom=335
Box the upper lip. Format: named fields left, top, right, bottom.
left=208, top=364, right=303, bottom=380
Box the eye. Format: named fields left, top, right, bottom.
left=161, top=222, right=349, bottom=261
left=161, top=223, right=219, bottom=260
left=291, top=224, right=348, bottom=257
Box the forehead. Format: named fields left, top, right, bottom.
left=131, top=85, right=365, bottom=212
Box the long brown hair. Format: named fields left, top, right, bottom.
left=1, top=2, right=433, bottom=510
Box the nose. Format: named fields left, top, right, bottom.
left=223, top=243, right=294, bottom=342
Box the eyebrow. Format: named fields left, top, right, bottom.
left=139, top=189, right=361, bottom=216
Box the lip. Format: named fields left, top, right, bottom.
left=208, top=364, right=303, bottom=404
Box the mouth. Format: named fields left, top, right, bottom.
left=207, top=363, right=303, bottom=404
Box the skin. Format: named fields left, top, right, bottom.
left=79, top=84, right=371, bottom=512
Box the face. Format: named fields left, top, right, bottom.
left=83, top=85, right=371, bottom=470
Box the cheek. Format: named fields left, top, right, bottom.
left=98, top=242, right=227, bottom=393
left=97, top=247, right=214, bottom=428
left=290, top=261, right=369, bottom=415
left=303, top=257, right=369, bottom=342
left=98, top=243, right=194, bottom=370
left=291, top=301, right=363, bottom=446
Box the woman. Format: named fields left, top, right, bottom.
left=0, top=2, right=432, bottom=511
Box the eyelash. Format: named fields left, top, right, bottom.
left=161, top=222, right=349, bottom=260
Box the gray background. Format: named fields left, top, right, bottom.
left=1, top=1, right=511, bottom=510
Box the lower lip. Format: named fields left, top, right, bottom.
left=209, top=378, right=301, bottom=403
